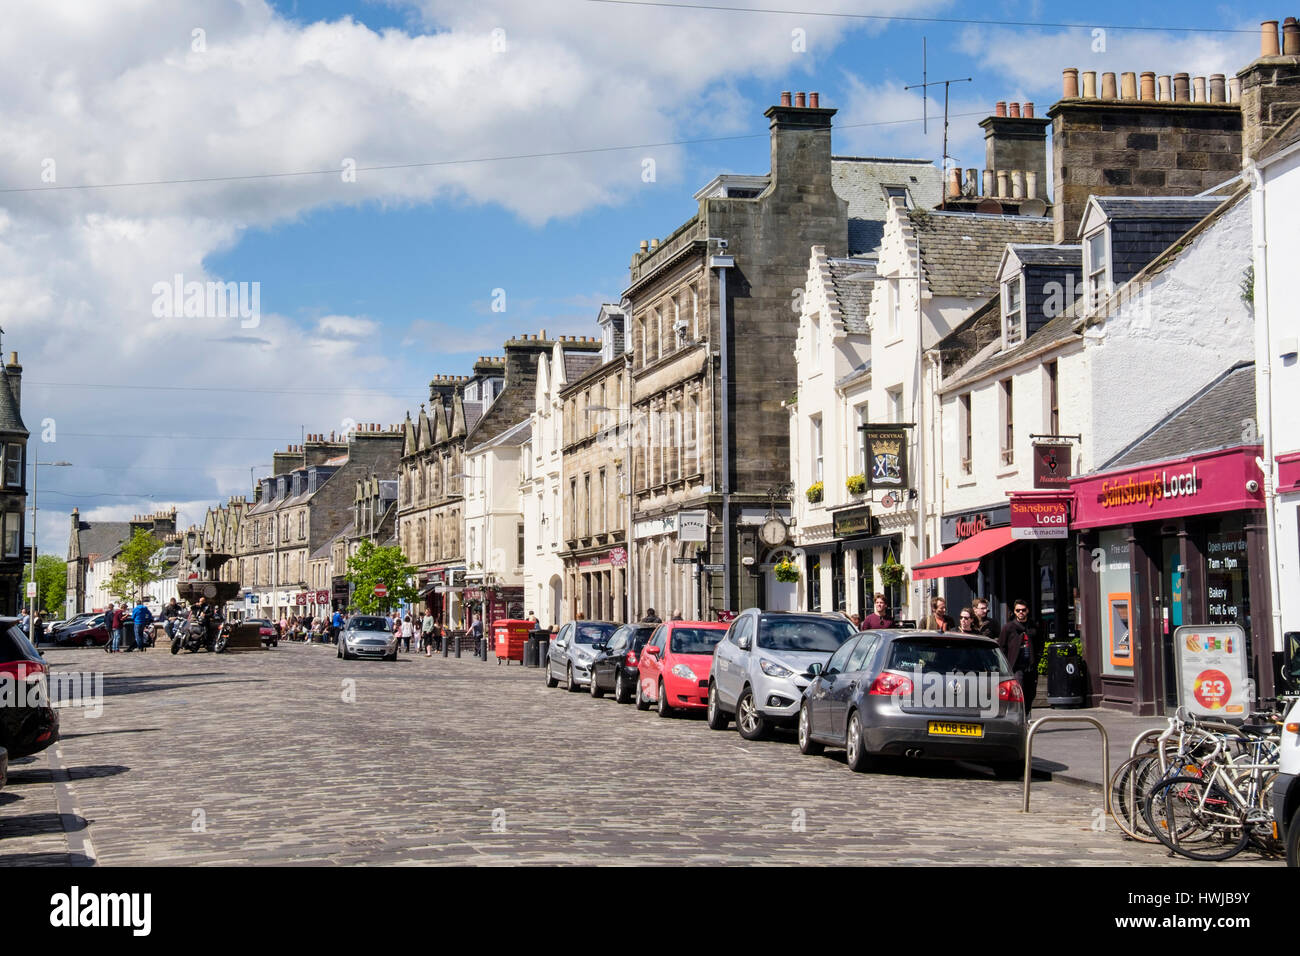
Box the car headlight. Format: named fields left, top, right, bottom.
left=670, top=663, right=698, bottom=681
left=759, top=659, right=794, bottom=679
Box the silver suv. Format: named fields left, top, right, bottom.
left=707, top=609, right=857, bottom=740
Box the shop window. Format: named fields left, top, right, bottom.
left=1205, top=518, right=1250, bottom=641
left=1097, top=529, right=1133, bottom=677
left=807, top=555, right=823, bottom=611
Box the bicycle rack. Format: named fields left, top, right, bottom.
left=1021, top=715, right=1110, bottom=814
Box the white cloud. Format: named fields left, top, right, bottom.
left=317, top=314, right=379, bottom=337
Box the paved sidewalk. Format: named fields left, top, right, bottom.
left=1028, top=707, right=1168, bottom=790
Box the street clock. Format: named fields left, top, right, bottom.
left=759, top=516, right=788, bottom=547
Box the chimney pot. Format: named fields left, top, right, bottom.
left=780, top=91, right=792, bottom=107
left=982, top=169, right=994, bottom=196
left=995, top=101, right=1007, bottom=117
left=1262, top=20, right=1281, bottom=57
left=808, top=92, right=819, bottom=107
left=1284, top=17, right=1300, bottom=55
left=1101, top=72, right=1117, bottom=100
left=964, top=168, right=978, bottom=197
left=1158, top=75, right=1171, bottom=101
left=1082, top=71, right=1097, bottom=98
left=1228, top=76, right=1242, bottom=103
left=1026, top=170, right=1039, bottom=200
left=1192, top=76, right=1206, bottom=102
left=947, top=167, right=962, bottom=199
left=794, top=92, right=806, bottom=107
left=1209, top=74, right=1226, bottom=103
left=1174, top=73, right=1190, bottom=102
left=1009, top=102, right=1021, bottom=118
left=1121, top=72, right=1137, bottom=99
left=638, top=240, right=648, bottom=252
left=996, top=169, right=1009, bottom=198
left=1023, top=102, right=1034, bottom=118
left=1062, top=68, right=1079, bottom=98
left=1140, top=72, right=1156, bottom=101
left=1010, top=169, right=1025, bottom=199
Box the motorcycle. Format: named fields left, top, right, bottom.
left=171, top=615, right=223, bottom=654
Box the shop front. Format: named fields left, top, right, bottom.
left=462, top=583, right=524, bottom=628
left=566, top=547, right=627, bottom=624
left=1069, top=445, right=1271, bottom=715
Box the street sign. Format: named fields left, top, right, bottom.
left=374, top=584, right=388, bottom=597
left=702, top=564, right=724, bottom=572
left=672, top=557, right=695, bottom=565
left=26, top=581, right=37, bottom=598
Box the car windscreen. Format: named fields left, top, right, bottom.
left=350, top=617, right=390, bottom=632
left=0, top=624, right=43, bottom=663
left=573, top=623, right=618, bottom=645
left=631, top=627, right=657, bottom=649
left=671, top=627, right=726, bottom=654
left=886, top=638, right=1006, bottom=674
left=756, top=616, right=855, bottom=652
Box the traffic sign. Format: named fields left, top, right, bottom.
left=374, top=584, right=388, bottom=597
left=26, top=581, right=37, bottom=598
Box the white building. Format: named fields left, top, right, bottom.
left=464, top=418, right=530, bottom=623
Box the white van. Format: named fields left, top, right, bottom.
left=1277, top=696, right=1300, bottom=867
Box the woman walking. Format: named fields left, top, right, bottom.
left=400, top=615, right=414, bottom=653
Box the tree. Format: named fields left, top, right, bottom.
left=345, top=540, right=418, bottom=614
left=106, top=529, right=165, bottom=604
left=22, top=554, right=67, bottom=615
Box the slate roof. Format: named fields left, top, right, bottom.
left=833, top=157, right=943, bottom=256
left=0, top=367, right=26, bottom=435
left=1009, top=244, right=1082, bottom=268
left=468, top=418, right=531, bottom=453
left=75, top=521, right=132, bottom=561
left=463, top=404, right=485, bottom=434
left=1091, top=197, right=1225, bottom=221
left=1105, top=362, right=1258, bottom=470
left=563, top=351, right=602, bottom=383
left=826, top=258, right=876, bottom=333
left=912, top=211, right=1054, bottom=299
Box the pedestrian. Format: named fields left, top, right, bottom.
left=110, top=603, right=125, bottom=652
left=421, top=612, right=435, bottom=653
left=862, top=593, right=894, bottom=629
left=924, top=596, right=955, bottom=632
left=469, top=615, right=483, bottom=644
left=848, top=612, right=862, bottom=630
left=18, top=609, right=29, bottom=634
left=971, top=597, right=998, bottom=638
left=669, top=611, right=683, bottom=621
left=642, top=607, right=661, bottom=624
left=957, top=607, right=976, bottom=633
left=401, top=615, right=414, bottom=653
left=32, top=612, right=44, bottom=645
left=330, top=607, right=343, bottom=643
left=999, top=599, right=1040, bottom=717
left=132, top=598, right=154, bottom=651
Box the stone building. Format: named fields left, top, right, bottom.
left=0, top=352, right=25, bottom=616
left=625, top=91, right=945, bottom=619
left=76, top=509, right=179, bottom=611
left=559, top=306, right=631, bottom=623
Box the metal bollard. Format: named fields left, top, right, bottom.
left=454, top=635, right=462, bottom=658
left=479, top=637, right=488, bottom=661
left=442, top=635, right=449, bottom=657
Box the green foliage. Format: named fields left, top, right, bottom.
left=346, top=540, right=418, bottom=614
left=773, top=556, right=800, bottom=583
left=107, top=529, right=164, bottom=603
left=878, top=552, right=907, bottom=589
left=1240, top=265, right=1254, bottom=306
left=22, top=554, right=66, bottom=614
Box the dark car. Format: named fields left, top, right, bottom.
left=588, top=623, right=657, bottom=703
left=246, top=618, right=278, bottom=647
left=48, top=612, right=95, bottom=641
left=797, top=630, right=1026, bottom=777
left=55, top=613, right=110, bottom=647
left=544, top=620, right=620, bottom=691
left=0, top=619, right=60, bottom=759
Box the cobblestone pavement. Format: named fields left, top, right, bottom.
left=0, top=643, right=1281, bottom=866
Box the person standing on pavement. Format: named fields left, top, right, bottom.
left=642, top=608, right=661, bottom=624
left=971, top=597, right=998, bottom=638
left=32, top=612, right=44, bottom=645
left=400, top=615, right=414, bottom=653
left=110, top=603, right=125, bottom=652
left=18, top=609, right=29, bottom=634
left=999, top=599, right=1040, bottom=716
left=958, top=608, right=976, bottom=633
left=862, top=593, right=894, bottom=629
left=924, top=596, right=955, bottom=632
left=421, top=612, right=435, bottom=653
left=132, top=598, right=154, bottom=651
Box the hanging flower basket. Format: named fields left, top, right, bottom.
left=774, top=557, right=800, bottom=583
left=878, top=553, right=907, bottom=589
left=805, top=481, right=824, bottom=504
left=846, top=473, right=866, bottom=495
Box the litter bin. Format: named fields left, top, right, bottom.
left=1046, top=641, right=1085, bottom=707
left=493, top=620, right=531, bottom=665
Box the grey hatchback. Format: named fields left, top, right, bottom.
left=797, top=630, right=1026, bottom=777
left=337, top=615, right=398, bottom=661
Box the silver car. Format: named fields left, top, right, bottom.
left=336, top=615, right=398, bottom=661
left=707, top=610, right=857, bottom=740
left=544, top=620, right=620, bottom=691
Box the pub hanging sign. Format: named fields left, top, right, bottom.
left=1033, top=443, right=1073, bottom=489
left=863, top=426, right=908, bottom=490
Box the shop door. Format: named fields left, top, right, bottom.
left=1158, top=537, right=1182, bottom=710
left=855, top=550, right=872, bottom=617
left=831, top=551, right=846, bottom=614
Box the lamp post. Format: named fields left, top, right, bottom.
left=28, top=459, right=72, bottom=622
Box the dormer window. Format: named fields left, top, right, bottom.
left=1085, top=229, right=1111, bottom=311
left=1003, top=275, right=1025, bottom=347
left=883, top=185, right=910, bottom=208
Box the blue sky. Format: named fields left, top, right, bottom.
left=0, top=0, right=1265, bottom=553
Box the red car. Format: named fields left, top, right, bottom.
left=636, top=621, right=729, bottom=717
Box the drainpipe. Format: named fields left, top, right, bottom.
left=913, top=226, right=927, bottom=622
left=710, top=245, right=736, bottom=612
left=1246, top=159, right=1285, bottom=663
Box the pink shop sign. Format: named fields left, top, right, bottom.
left=1071, top=446, right=1264, bottom=530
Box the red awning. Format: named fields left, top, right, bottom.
left=911, top=526, right=1014, bottom=580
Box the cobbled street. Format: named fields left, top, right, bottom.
left=0, top=644, right=1280, bottom=866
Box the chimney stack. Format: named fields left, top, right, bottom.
left=4, top=351, right=19, bottom=411
left=980, top=101, right=1051, bottom=202
left=1240, top=18, right=1300, bottom=159
left=765, top=89, right=837, bottom=193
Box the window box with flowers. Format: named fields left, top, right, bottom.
left=805, top=481, right=824, bottom=504
left=845, top=473, right=866, bottom=496
left=773, top=556, right=800, bottom=583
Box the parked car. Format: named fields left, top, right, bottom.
left=707, top=610, right=857, bottom=739
left=246, top=618, right=278, bottom=647
left=636, top=620, right=728, bottom=716
left=55, top=613, right=109, bottom=647
left=1275, top=695, right=1299, bottom=867
left=0, top=619, right=59, bottom=759
left=336, top=615, right=397, bottom=661
left=797, top=630, right=1026, bottom=777
left=544, top=620, right=620, bottom=691
left=588, top=623, right=657, bottom=702
left=48, top=612, right=95, bottom=641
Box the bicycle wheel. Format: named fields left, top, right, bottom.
left=1109, top=753, right=1164, bottom=843
left=1143, top=775, right=1250, bottom=862
left=1232, top=768, right=1282, bottom=855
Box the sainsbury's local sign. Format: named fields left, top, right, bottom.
left=1010, top=497, right=1069, bottom=539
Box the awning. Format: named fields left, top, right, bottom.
left=911, top=527, right=1014, bottom=580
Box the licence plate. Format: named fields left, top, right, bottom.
left=927, top=721, right=983, bottom=738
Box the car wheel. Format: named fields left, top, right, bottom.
left=614, top=670, right=629, bottom=704
left=736, top=687, right=767, bottom=741
left=544, top=657, right=558, bottom=688
left=84, top=636, right=94, bottom=648
left=385, top=651, right=397, bottom=662
left=337, top=641, right=342, bottom=659
left=567, top=665, right=582, bottom=693
left=797, top=702, right=824, bottom=756
left=656, top=681, right=672, bottom=718
left=635, top=679, right=651, bottom=711
left=845, top=711, right=874, bottom=773
left=589, top=668, right=604, bottom=698
left=706, top=682, right=729, bottom=730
